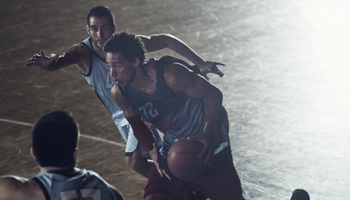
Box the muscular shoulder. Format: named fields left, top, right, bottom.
left=0, top=176, right=44, bottom=200
left=111, top=85, right=136, bottom=117
left=67, top=44, right=91, bottom=74
left=66, top=43, right=89, bottom=56
left=111, top=85, right=129, bottom=110
left=164, top=63, right=195, bottom=92
left=67, top=44, right=91, bottom=62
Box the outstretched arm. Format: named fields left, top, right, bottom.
left=24, top=44, right=90, bottom=75
left=139, top=34, right=225, bottom=79
left=164, top=63, right=223, bottom=165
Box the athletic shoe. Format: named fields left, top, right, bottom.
left=290, top=189, right=310, bottom=200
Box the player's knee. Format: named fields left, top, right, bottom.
left=125, top=150, right=144, bottom=171
left=125, top=155, right=135, bottom=169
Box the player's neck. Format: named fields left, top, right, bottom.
left=131, top=63, right=157, bottom=95
left=92, top=43, right=107, bottom=59
left=40, top=166, right=75, bottom=173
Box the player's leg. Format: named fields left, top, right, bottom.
left=144, top=164, right=192, bottom=200
left=125, top=148, right=153, bottom=178
left=190, top=147, right=244, bottom=200
left=124, top=122, right=163, bottom=177
left=124, top=134, right=153, bottom=178
left=120, top=123, right=150, bottom=177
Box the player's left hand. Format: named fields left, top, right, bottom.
left=187, top=131, right=214, bottom=166
left=149, top=143, right=172, bottom=180
left=198, top=61, right=225, bottom=80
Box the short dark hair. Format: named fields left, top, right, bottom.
left=32, top=111, right=79, bottom=167
left=87, top=5, right=115, bottom=26
left=103, top=31, right=146, bottom=64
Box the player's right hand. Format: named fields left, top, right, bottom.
left=149, top=143, right=172, bottom=181
left=24, top=50, right=59, bottom=68
left=187, top=131, right=214, bottom=166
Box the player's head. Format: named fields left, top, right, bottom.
left=104, top=31, right=146, bottom=64
left=87, top=5, right=115, bottom=27
left=87, top=5, right=116, bottom=51
left=32, top=111, right=79, bottom=168
left=104, top=31, right=146, bottom=86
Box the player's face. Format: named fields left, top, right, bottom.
left=87, top=16, right=115, bottom=51
left=106, top=52, right=137, bottom=86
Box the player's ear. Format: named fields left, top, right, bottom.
left=30, top=147, right=36, bottom=159
left=86, top=25, right=91, bottom=35
left=112, top=24, right=116, bottom=33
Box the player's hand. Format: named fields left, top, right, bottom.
left=198, top=61, right=225, bottom=80
left=149, top=143, right=172, bottom=180
left=187, top=131, right=214, bottom=166
left=24, top=50, right=59, bottom=68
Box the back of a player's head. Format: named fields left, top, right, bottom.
left=103, top=31, right=146, bottom=64
left=32, top=111, right=79, bottom=167
left=87, top=5, right=115, bottom=26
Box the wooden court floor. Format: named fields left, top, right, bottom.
left=1, top=0, right=349, bottom=199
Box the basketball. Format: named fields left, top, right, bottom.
left=167, top=138, right=209, bottom=181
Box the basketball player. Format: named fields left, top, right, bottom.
left=106, top=31, right=243, bottom=200
left=24, top=5, right=224, bottom=178
left=0, top=111, right=124, bottom=200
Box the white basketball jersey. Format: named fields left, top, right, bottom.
left=81, top=38, right=128, bottom=129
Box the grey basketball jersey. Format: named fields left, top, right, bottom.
left=33, top=168, right=119, bottom=200
left=118, top=56, right=230, bottom=158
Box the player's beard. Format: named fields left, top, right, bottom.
left=92, top=39, right=105, bottom=51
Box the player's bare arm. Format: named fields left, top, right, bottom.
left=164, top=63, right=223, bottom=165
left=139, top=34, right=225, bottom=79
left=24, top=44, right=91, bottom=75
left=110, top=85, right=135, bottom=118
left=110, top=85, right=155, bottom=151
left=0, top=176, right=44, bottom=200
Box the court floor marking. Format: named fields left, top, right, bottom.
left=0, top=118, right=126, bottom=147
left=1, top=118, right=281, bottom=197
